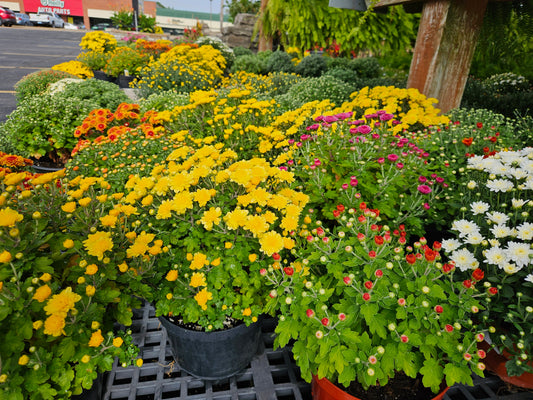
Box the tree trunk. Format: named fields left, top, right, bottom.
left=257, top=0, right=273, bottom=51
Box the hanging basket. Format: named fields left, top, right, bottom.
left=159, top=316, right=263, bottom=380
left=311, top=375, right=449, bottom=400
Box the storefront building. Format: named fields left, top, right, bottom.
left=0, top=0, right=156, bottom=29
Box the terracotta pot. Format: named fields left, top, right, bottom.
left=311, top=375, right=449, bottom=400
left=480, top=341, right=533, bottom=390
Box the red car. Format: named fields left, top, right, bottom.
left=0, top=7, right=17, bottom=26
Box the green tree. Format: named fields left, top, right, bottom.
left=225, top=0, right=261, bottom=22
left=258, top=0, right=419, bottom=56
left=471, top=0, right=533, bottom=80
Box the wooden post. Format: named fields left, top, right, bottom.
left=406, top=0, right=489, bottom=113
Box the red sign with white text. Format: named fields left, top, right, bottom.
left=23, top=0, right=84, bottom=16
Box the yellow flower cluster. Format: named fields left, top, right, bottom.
left=41, top=287, right=82, bottom=337
left=340, top=86, right=450, bottom=133
left=79, top=31, right=117, bottom=53
left=52, top=60, right=94, bottom=79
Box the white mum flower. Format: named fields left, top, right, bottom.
left=516, top=222, right=533, bottom=241
left=512, top=168, right=529, bottom=180
left=506, top=241, right=533, bottom=267
left=490, top=224, right=512, bottom=239
left=488, top=239, right=501, bottom=247
left=522, top=178, right=533, bottom=190
left=502, top=263, right=522, bottom=274
left=486, top=211, right=510, bottom=225
left=451, top=219, right=481, bottom=238
left=511, top=198, right=527, bottom=209
left=465, top=232, right=484, bottom=245
left=450, top=248, right=479, bottom=271
left=525, top=274, right=533, bottom=283
left=485, top=179, right=514, bottom=192
left=470, top=201, right=490, bottom=215
left=441, top=238, right=462, bottom=253
left=483, top=246, right=508, bottom=267
left=519, top=157, right=533, bottom=175
left=467, top=181, right=477, bottom=190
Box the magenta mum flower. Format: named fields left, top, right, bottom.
left=418, top=185, right=432, bottom=194
left=357, top=125, right=372, bottom=134
left=387, top=154, right=399, bottom=162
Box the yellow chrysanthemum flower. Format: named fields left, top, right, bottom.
left=0, top=207, right=23, bottom=227
left=244, top=215, right=269, bottom=236
left=166, top=270, right=178, bottom=281
left=43, top=314, right=66, bottom=337
left=200, top=207, right=221, bottom=230
left=189, top=252, right=208, bottom=270
left=0, top=250, right=12, bottom=263
left=194, top=287, right=213, bottom=310
left=85, top=264, right=98, bottom=275
left=259, top=231, right=284, bottom=256
left=88, top=329, right=104, bottom=347
left=127, top=231, right=155, bottom=258
left=83, top=231, right=113, bottom=260
left=44, top=287, right=81, bottom=317
left=100, top=214, right=117, bottom=227
left=32, top=285, right=52, bottom=303
left=223, top=208, right=249, bottom=230
left=189, top=272, right=207, bottom=288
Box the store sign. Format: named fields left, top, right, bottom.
left=23, top=0, right=84, bottom=16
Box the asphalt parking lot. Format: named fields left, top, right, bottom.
left=0, top=25, right=85, bottom=123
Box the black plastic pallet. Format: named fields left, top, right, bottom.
left=103, top=303, right=533, bottom=400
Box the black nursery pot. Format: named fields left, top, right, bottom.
left=71, top=372, right=105, bottom=400
left=92, top=70, right=115, bottom=83
left=159, top=316, right=262, bottom=380
left=117, top=74, right=135, bottom=88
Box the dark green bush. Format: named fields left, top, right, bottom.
left=295, top=54, right=328, bottom=77
left=349, top=57, right=382, bottom=79
left=14, top=69, right=78, bottom=103
left=59, top=79, right=130, bottom=110
left=232, top=46, right=254, bottom=57
left=231, top=54, right=267, bottom=74
left=266, top=51, right=295, bottom=74
left=276, top=75, right=354, bottom=109
left=461, top=73, right=532, bottom=118
left=323, top=67, right=360, bottom=86
left=326, top=57, right=352, bottom=70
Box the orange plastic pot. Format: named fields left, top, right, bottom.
left=480, top=341, right=533, bottom=390
left=311, top=375, right=449, bottom=400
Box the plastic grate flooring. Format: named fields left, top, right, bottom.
left=103, top=302, right=533, bottom=400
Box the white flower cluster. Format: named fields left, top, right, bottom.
left=443, top=149, right=533, bottom=282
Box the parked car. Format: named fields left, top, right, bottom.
left=91, top=22, right=115, bottom=31
left=29, top=11, right=64, bottom=28
left=15, top=13, right=32, bottom=26
left=0, top=7, right=17, bottom=26
left=64, top=22, right=81, bottom=30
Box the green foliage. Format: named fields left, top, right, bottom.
left=110, top=9, right=133, bottom=30
left=324, top=68, right=360, bottom=86
left=103, top=46, right=148, bottom=77
left=0, top=93, right=98, bottom=164
left=471, top=1, right=533, bottom=80
left=56, top=79, right=130, bottom=110
left=276, top=75, right=354, bottom=109
left=266, top=50, right=295, bottom=74
left=225, top=0, right=260, bottom=22
left=139, top=90, right=190, bottom=112
left=231, top=54, right=267, bottom=74
left=14, top=69, right=78, bottom=103
left=77, top=51, right=108, bottom=72
left=295, top=54, right=328, bottom=77
left=233, top=46, right=254, bottom=57
left=460, top=73, right=532, bottom=117
left=137, top=13, right=157, bottom=33
left=349, top=57, right=382, bottom=79
left=260, top=0, right=419, bottom=57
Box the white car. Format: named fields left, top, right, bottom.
left=64, top=22, right=80, bottom=30
left=29, top=12, right=64, bottom=28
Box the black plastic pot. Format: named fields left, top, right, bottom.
left=71, top=372, right=105, bottom=400
left=117, top=75, right=136, bottom=88
left=92, top=70, right=115, bottom=83
left=159, top=316, right=262, bottom=380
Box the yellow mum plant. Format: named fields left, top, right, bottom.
left=52, top=60, right=94, bottom=79
left=121, top=143, right=309, bottom=330
left=0, top=170, right=143, bottom=399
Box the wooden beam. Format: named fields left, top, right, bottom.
left=406, top=0, right=489, bottom=113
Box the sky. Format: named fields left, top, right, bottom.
left=156, top=0, right=224, bottom=13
